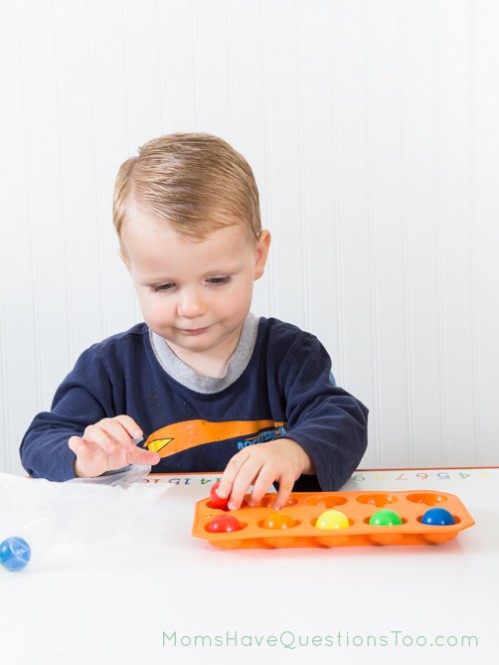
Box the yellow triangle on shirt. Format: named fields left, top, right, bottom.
left=147, top=437, right=173, bottom=453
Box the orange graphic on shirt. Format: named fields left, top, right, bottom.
left=145, top=419, right=286, bottom=458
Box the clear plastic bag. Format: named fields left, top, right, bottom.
left=0, top=473, right=57, bottom=566
left=67, top=464, right=152, bottom=487
left=0, top=466, right=171, bottom=570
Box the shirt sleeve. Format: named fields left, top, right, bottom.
left=19, top=347, right=116, bottom=481
left=276, top=334, right=369, bottom=491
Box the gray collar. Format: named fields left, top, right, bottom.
left=149, top=313, right=259, bottom=394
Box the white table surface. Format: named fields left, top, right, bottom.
left=0, top=467, right=497, bottom=665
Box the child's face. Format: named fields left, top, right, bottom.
left=120, top=208, right=270, bottom=363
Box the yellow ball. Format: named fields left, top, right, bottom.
left=316, top=509, right=350, bottom=530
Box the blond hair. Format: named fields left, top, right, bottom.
left=113, top=133, right=261, bottom=240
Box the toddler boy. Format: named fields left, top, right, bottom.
left=20, top=133, right=368, bottom=510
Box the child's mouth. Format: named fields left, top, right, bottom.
left=180, top=326, right=210, bottom=336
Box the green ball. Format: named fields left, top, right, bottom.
left=369, top=509, right=402, bottom=527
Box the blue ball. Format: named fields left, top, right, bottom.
left=422, top=507, right=455, bottom=526
left=0, top=537, right=31, bottom=572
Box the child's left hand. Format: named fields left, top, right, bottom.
left=216, top=438, right=314, bottom=511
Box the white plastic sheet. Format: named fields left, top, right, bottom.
left=0, top=466, right=172, bottom=566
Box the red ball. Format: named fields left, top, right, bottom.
left=206, top=515, right=243, bottom=533
left=209, top=481, right=230, bottom=510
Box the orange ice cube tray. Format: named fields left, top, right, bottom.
left=192, top=490, right=475, bottom=549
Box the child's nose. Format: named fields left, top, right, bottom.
left=177, top=288, right=206, bottom=318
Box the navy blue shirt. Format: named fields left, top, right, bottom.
left=20, top=317, right=368, bottom=488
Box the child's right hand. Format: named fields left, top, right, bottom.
left=68, top=415, right=161, bottom=478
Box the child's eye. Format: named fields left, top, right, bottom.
left=206, top=276, right=231, bottom=286
left=153, top=283, right=175, bottom=292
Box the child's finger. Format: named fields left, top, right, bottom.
left=68, top=436, right=104, bottom=477
left=68, top=434, right=85, bottom=457
left=246, top=464, right=278, bottom=507
left=81, top=422, right=120, bottom=454
left=226, top=458, right=261, bottom=511
left=273, top=473, right=295, bottom=510
left=113, top=415, right=143, bottom=441
left=97, top=418, right=138, bottom=452
left=128, top=447, right=161, bottom=467
left=216, top=450, right=249, bottom=500
left=83, top=417, right=139, bottom=454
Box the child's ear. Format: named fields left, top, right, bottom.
left=254, top=229, right=271, bottom=280
left=118, top=246, right=130, bottom=270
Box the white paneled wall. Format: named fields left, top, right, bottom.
left=1, top=0, right=498, bottom=475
